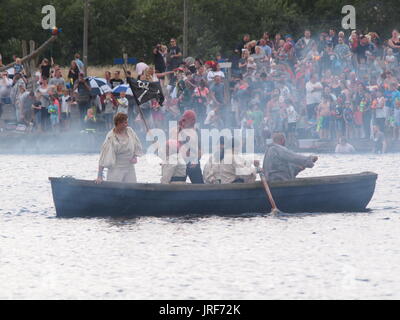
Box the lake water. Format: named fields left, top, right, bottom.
left=0, top=153, right=399, bottom=299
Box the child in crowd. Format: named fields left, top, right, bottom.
left=47, top=95, right=60, bottom=131
left=31, top=92, right=43, bottom=132
left=296, top=109, right=309, bottom=139
left=14, top=58, right=24, bottom=75
left=317, top=95, right=331, bottom=139
left=116, top=91, right=129, bottom=115
left=84, top=107, right=97, bottom=130
left=285, top=99, right=299, bottom=147
left=204, top=103, right=221, bottom=129
left=374, top=89, right=386, bottom=132
left=103, top=92, right=117, bottom=130
left=245, top=57, right=257, bottom=79
left=353, top=101, right=364, bottom=139
left=60, top=89, right=72, bottom=131
left=343, top=102, right=354, bottom=139
left=333, top=96, right=345, bottom=139
left=385, top=48, right=397, bottom=71
left=395, top=97, right=400, bottom=140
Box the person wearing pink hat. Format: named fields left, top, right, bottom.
left=178, top=110, right=204, bottom=184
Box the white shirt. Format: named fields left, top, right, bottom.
left=306, top=81, right=323, bottom=105
left=207, top=70, right=225, bottom=82
left=116, top=97, right=129, bottom=114
left=204, top=109, right=216, bottom=125
left=0, top=77, right=12, bottom=97
left=161, top=154, right=187, bottom=184
left=6, top=68, right=15, bottom=76
left=61, top=96, right=71, bottom=113
left=335, top=143, right=356, bottom=154
left=286, top=105, right=298, bottom=123
left=376, top=97, right=386, bottom=119
left=203, top=153, right=256, bottom=184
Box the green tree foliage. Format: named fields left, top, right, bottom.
left=0, top=0, right=399, bottom=66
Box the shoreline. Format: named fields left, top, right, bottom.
left=1, top=131, right=399, bottom=154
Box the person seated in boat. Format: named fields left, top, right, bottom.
left=96, top=113, right=143, bottom=184
left=203, top=137, right=258, bottom=184
left=263, top=133, right=318, bottom=182
left=161, top=140, right=187, bottom=184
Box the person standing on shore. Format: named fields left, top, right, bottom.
left=74, top=53, right=85, bottom=73
left=96, top=113, right=143, bottom=184
left=110, top=71, right=124, bottom=89
left=372, top=125, right=386, bottom=154
left=103, top=92, right=117, bottom=130
left=73, top=73, right=91, bottom=127
left=68, top=61, right=80, bottom=88
left=335, top=137, right=356, bottom=154
left=0, top=71, right=12, bottom=126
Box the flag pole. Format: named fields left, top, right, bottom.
left=83, top=0, right=89, bottom=76
left=122, top=65, right=151, bottom=133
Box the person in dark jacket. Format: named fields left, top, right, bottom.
left=153, top=44, right=166, bottom=74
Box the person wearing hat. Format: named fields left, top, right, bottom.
left=203, top=137, right=257, bottom=184
left=178, top=110, right=204, bottom=184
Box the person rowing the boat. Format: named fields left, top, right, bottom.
left=204, top=137, right=258, bottom=184
left=96, top=113, right=143, bottom=184
left=161, top=140, right=187, bottom=184
left=263, top=132, right=318, bottom=182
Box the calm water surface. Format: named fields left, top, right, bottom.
left=0, top=153, right=399, bottom=299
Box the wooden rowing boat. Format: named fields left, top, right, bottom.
left=49, top=172, right=377, bottom=218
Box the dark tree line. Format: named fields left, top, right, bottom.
left=0, top=0, right=399, bottom=66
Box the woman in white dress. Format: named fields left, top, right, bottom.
left=96, top=113, right=143, bottom=184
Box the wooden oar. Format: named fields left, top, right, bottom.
left=256, top=164, right=281, bottom=215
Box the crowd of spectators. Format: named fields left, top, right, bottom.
left=1, top=29, right=400, bottom=153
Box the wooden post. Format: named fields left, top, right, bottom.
left=28, top=41, right=38, bottom=91
left=29, top=40, right=37, bottom=75
left=183, top=0, right=188, bottom=57
left=20, top=40, right=37, bottom=79
left=21, top=40, right=29, bottom=77
left=83, top=0, right=89, bottom=76
left=0, top=36, right=58, bottom=73
left=21, top=40, right=28, bottom=58
left=123, top=52, right=128, bottom=73
left=220, top=62, right=232, bottom=105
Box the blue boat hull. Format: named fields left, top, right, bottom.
left=49, top=172, right=377, bottom=218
